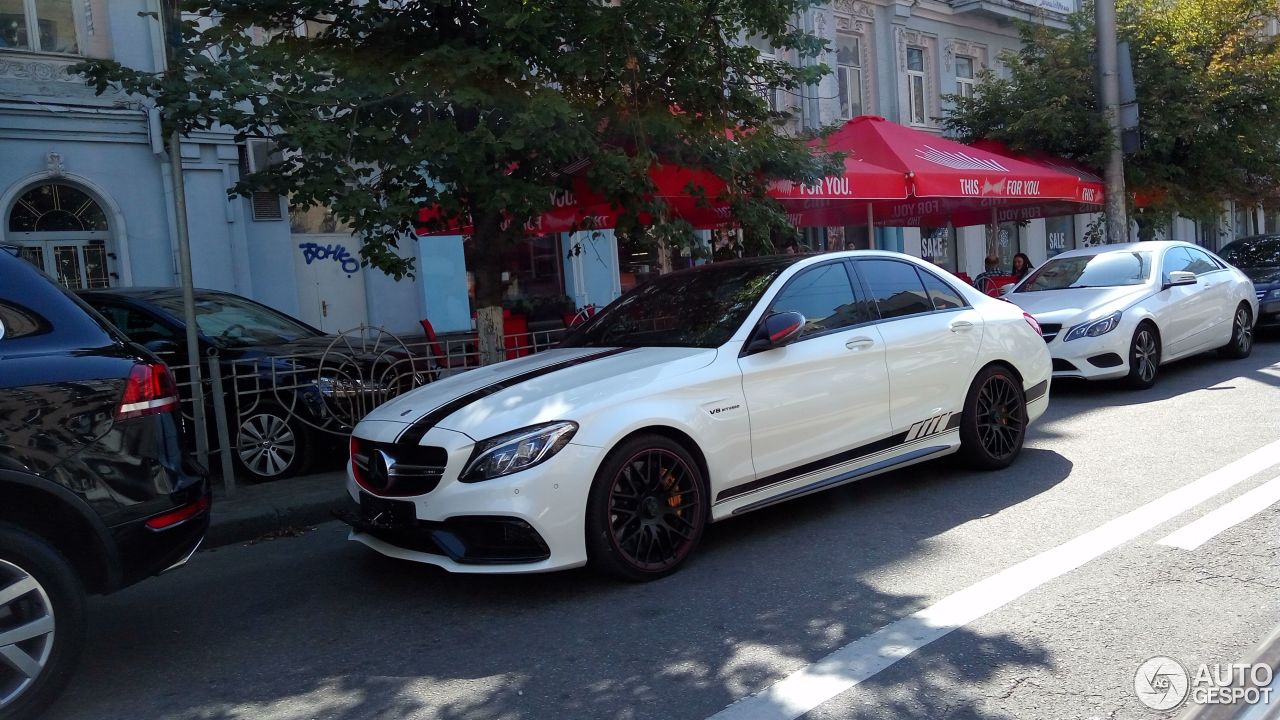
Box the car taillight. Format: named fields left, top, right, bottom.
left=117, top=363, right=180, bottom=420
left=1022, top=313, right=1042, bottom=336
left=145, top=495, right=210, bottom=530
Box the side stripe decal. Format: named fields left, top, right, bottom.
left=716, top=412, right=961, bottom=503
left=1025, top=380, right=1049, bottom=404
left=395, top=348, right=632, bottom=445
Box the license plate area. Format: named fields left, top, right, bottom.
left=359, top=492, right=417, bottom=528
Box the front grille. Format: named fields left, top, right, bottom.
left=1039, top=323, right=1062, bottom=343
left=351, top=439, right=448, bottom=497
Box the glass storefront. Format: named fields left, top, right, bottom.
left=1045, top=216, right=1075, bottom=258
left=995, top=222, right=1023, bottom=271
left=919, top=226, right=957, bottom=271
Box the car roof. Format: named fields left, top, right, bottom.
left=78, top=287, right=236, bottom=301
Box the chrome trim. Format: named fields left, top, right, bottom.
left=161, top=537, right=204, bottom=574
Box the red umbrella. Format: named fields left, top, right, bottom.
left=969, top=139, right=1105, bottom=207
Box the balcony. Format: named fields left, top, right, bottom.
left=950, top=0, right=1077, bottom=28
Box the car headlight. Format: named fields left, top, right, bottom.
left=460, top=421, right=578, bottom=483
left=1063, top=311, right=1123, bottom=342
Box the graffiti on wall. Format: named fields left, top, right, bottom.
left=299, top=242, right=360, bottom=274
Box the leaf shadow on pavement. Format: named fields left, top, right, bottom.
left=44, top=449, right=1073, bottom=720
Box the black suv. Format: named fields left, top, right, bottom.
left=0, top=248, right=209, bottom=719
left=1220, top=235, right=1280, bottom=330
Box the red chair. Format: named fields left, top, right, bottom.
left=954, top=271, right=973, bottom=286
left=984, top=275, right=1018, bottom=297
left=420, top=318, right=474, bottom=370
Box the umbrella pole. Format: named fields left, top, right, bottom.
left=989, top=206, right=999, bottom=260
left=867, top=202, right=874, bottom=249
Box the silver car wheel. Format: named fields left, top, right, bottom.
left=1235, top=308, right=1253, bottom=355
left=0, top=558, right=55, bottom=709
left=237, top=412, right=298, bottom=478
left=1134, top=329, right=1158, bottom=383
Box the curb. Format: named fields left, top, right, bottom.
left=205, top=471, right=348, bottom=548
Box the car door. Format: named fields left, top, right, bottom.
left=737, top=261, right=892, bottom=481
left=1183, top=246, right=1234, bottom=348
left=1157, top=247, right=1214, bottom=357
left=852, top=259, right=984, bottom=434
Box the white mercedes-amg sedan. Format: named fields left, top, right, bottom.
left=1006, top=241, right=1258, bottom=390
left=340, top=251, right=1051, bottom=580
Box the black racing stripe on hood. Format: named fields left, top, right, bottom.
left=395, top=348, right=632, bottom=445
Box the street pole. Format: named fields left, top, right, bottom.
left=161, top=0, right=210, bottom=468
left=1096, top=0, right=1129, bottom=243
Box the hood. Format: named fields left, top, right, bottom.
left=364, top=346, right=718, bottom=442
left=1006, top=285, right=1151, bottom=325
left=1239, top=265, right=1280, bottom=287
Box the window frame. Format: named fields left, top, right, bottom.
left=954, top=55, right=976, bottom=100
left=1182, top=245, right=1227, bottom=275
left=906, top=46, right=928, bottom=126
left=850, top=258, right=969, bottom=323
left=0, top=0, right=84, bottom=55
left=836, top=32, right=864, bottom=120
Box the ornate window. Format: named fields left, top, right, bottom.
left=0, top=0, right=83, bottom=55
left=906, top=47, right=928, bottom=125
left=955, top=56, right=976, bottom=99
left=8, top=183, right=107, bottom=232
left=836, top=32, right=864, bottom=119
left=7, top=183, right=112, bottom=289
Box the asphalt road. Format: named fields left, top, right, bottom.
left=44, top=338, right=1280, bottom=720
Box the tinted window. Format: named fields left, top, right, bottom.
left=1184, top=247, right=1222, bottom=275
left=918, top=269, right=966, bottom=311
left=769, top=263, right=867, bottom=337
left=1221, top=236, right=1280, bottom=268
left=150, top=294, right=320, bottom=347
left=1162, top=247, right=1196, bottom=280
left=1017, top=251, right=1154, bottom=291
left=94, top=303, right=177, bottom=342
left=564, top=260, right=791, bottom=348
left=857, top=260, right=933, bottom=319
left=0, top=300, right=50, bottom=340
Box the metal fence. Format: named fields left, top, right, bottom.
left=168, top=325, right=568, bottom=495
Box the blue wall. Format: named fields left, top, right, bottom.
left=562, top=230, right=620, bottom=311
left=417, top=235, right=472, bottom=333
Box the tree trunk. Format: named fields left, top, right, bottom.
left=470, top=210, right=507, bottom=366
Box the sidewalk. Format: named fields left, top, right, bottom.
left=206, top=470, right=348, bottom=548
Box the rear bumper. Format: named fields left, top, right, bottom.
left=109, top=490, right=211, bottom=589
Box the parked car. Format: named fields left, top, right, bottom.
left=339, top=251, right=1052, bottom=580
left=0, top=247, right=209, bottom=719
left=1219, top=234, right=1280, bottom=331
left=78, top=289, right=424, bottom=483
left=1006, top=241, right=1258, bottom=390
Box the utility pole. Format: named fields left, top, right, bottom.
left=161, top=0, right=210, bottom=468
left=1096, top=0, right=1129, bottom=243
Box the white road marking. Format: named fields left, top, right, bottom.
left=1157, top=473, right=1280, bottom=551
left=708, top=438, right=1280, bottom=720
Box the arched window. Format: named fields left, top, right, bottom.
left=7, top=183, right=112, bottom=289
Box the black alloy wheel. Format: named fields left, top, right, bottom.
left=1126, top=324, right=1162, bottom=390
left=959, top=365, right=1027, bottom=471
left=1219, top=304, right=1254, bottom=360
left=0, top=525, right=85, bottom=720
left=586, top=435, right=707, bottom=581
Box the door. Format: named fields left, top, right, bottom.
left=1159, top=247, right=1216, bottom=357
left=737, top=261, right=892, bottom=480
left=292, top=233, right=369, bottom=333
left=1183, top=246, right=1234, bottom=347
left=853, top=259, right=983, bottom=432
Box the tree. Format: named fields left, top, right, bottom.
left=74, top=1, right=835, bottom=317
left=944, top=0, right=1280, bottom=237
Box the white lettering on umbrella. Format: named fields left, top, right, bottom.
left=960, top=179, right=981, bottom=196
left=1081, top=187, right=1100, bottom=203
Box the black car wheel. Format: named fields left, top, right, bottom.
left=233, top=403, right=312, bottom=482
left=958, top=365, right=1028, bottom=471
left=1219, top=304, right=1254, bottom=359
left=0, top=524, right=85, bottom=720
left=586, top=435, right=707, bottom=581
left=1126, top=323, right=1162, bottom=390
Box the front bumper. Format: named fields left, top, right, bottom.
left=341, top=422, right=602, bottom=574
left=1258, top=298, right=1280, bottom=328
left=1044, top=330, right=1132, bottom=381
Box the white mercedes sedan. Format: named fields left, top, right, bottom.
left=340, top=251, right=1051, bottom=580
left=1006, top=241, right=1257, bottom=390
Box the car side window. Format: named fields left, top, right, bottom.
left=856, top=259, right=934, bottom=320
left=917, top=268, right=967, bottom=311
left=768, top=263, right=868, bottom=338
left=0, top=300, right=50, bottom=340
left=1162, top=247, right=1195, bottom=281
left=95, top=303, right=176, bottom=342
left=1183, top=247, right=1222, bottom=275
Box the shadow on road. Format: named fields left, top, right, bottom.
left=48, top=449, right=1073, bottom=720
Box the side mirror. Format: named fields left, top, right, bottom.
left=142, top=338, right=182, bottom=355
left=747, top=311, right=806, bottom=353
left=1165, top=270, right=1197, bottom=289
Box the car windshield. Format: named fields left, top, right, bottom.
left=1220, top=237, right=1280, bottom=268
left=151, top=294, right=320, bottom=346
left=562, top=261, right=789, bottom=348
left=1016, top=251, right=1154, bottom=292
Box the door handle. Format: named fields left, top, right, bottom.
left=845, top=336, right=875, bottom=350
left=950, top=320, right=975, bottom=333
